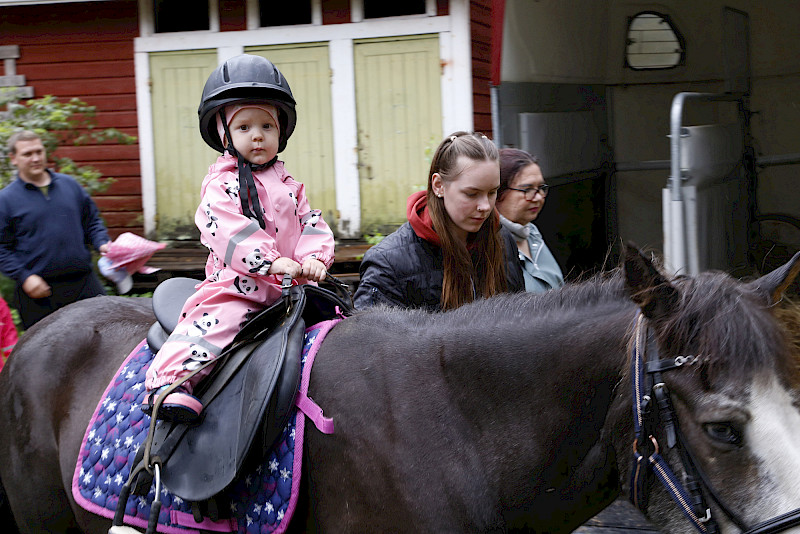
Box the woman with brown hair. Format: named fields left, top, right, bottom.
left=354, top=131, right=524, bottom=310
left=495, top=148, right=563, bottom=293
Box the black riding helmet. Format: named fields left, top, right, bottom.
left=198, top=54, right=297, bottom=153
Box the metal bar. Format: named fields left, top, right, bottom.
left=490, top=85, right=502, bottom=147
left=667, top=92, right=741, bottom=275
left=616, top=160, right=670, bottom=172
left=617, top=154, right=800, bottom=173
left=756, top=153, right=800, bottom=167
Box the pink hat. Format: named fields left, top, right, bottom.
left=98, top=233, right=166, bottom=294
left=216, top=103, right=279, bottom=149
left=104, top=232, right=166, bottom=274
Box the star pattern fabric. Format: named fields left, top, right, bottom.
left=71, top=323, right=330, bottom=533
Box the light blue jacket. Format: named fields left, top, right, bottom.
left=500, top=216, right=564, bottom=293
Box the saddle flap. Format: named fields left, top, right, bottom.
left=148, top=281, right=349, bottom=502
left=153, top=292, right=307, bottom=503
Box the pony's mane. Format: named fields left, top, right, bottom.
left=356, top=268, right=631, bottom=331
left=354, top=265, right=799, bottom=386
left=655, top=270, right=797, bottom=386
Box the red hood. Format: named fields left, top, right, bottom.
left=406, top=190, right=500, bottom=248
left=406, top=191, right=441, bottom=246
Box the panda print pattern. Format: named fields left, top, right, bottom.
left=182, top=343, right=214, bottom=372
left=144, top=157, right=335, bottom=396
left=243, top=248, right=271, bottom=275
left=204, top=203, right=219, bottom=236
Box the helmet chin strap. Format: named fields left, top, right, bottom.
left=219, top=110, right=278, bottom=230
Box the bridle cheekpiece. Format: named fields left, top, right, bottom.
left=629, top=313, right=800, bottom=534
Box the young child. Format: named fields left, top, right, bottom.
left=144, top=54, right=335, bottom=422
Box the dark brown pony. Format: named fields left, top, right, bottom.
left=1, top=245, right=800, bottom=533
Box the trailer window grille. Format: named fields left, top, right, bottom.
left=626, top=12, right=685, bottom=70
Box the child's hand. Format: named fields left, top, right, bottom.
left=268, top=257, right=302, bottom=279
left=301, top=258, right=327, bottom=282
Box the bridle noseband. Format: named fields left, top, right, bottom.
left=629, top=313, right=800, bottom=534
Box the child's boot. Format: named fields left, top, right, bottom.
left=142, top=384, right=203, bottom=423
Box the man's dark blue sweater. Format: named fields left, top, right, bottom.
left=0, top=170, right=110, bottom=285
left=0, top=171, right=109, bottom=284
left=0, top=171, right=109, bottom=329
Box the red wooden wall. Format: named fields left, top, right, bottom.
left=0, top=0, right=494, bottom=238
left=0, top=0, right=141, bottom=239
left=471, top=0, right=493, bottom=138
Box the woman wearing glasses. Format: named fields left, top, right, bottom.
left=495, top=148, right=564, bottom=293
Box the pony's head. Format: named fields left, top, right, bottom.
left=622, top=243, right=800, bottom=534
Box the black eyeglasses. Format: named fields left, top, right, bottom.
left=507, top=184, right=549, bottom=199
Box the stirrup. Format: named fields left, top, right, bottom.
left=143, top=385, right=203, bottom=423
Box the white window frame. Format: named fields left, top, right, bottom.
left=135, top=0, right=471, bottom=238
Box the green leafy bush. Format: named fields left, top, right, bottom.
left=365, top=233, right=386, bottom=246
left=0, top=91, right=136, bottom=192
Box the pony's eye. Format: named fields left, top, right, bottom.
left=703, top=422, right=743, bottom=446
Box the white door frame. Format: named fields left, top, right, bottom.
left=134, top=0, right=472, bottom=238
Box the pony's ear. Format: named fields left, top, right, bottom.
left=622, top=242, right=680, bottom=321
left=746, top=250, right=800, bottom=305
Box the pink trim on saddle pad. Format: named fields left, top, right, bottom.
left=275, top=317, right=341, bottom=534
left=71, top=339, right=202, bottom=534
left=171, top=510, right=237, bottom=531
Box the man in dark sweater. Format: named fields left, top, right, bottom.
left=0, top=130, right=111, bottom=329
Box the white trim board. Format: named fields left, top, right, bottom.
left=134, top=16, right=453, bottom=53
left=134, top=0, right=472, bottom=238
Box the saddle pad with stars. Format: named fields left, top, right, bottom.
left=71, top=318, right=341, bottom=534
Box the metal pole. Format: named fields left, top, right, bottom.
left=490, top=85, right=502, bottom=147
left=668, top=92, right=740, bottom=275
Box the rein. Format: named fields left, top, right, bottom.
left=629, top=313, right=800, bottom=534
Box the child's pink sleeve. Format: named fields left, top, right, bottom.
left=197, top=175, right=281, bottom=276
left=293, top=182, right=335, bottom=268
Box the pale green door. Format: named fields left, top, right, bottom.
left=354, top=35, right=442, bottom=233
left=150, top=50, right=218, bottom=238
left=247, top=44, right=336, bottom=230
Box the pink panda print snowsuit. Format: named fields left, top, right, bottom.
left=145, top=154, right=335, bottom=392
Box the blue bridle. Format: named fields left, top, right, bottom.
left=629, top=313, right=800, bottom=534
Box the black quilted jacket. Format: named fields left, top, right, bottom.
left=353, top=222, right=524, bottom=310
